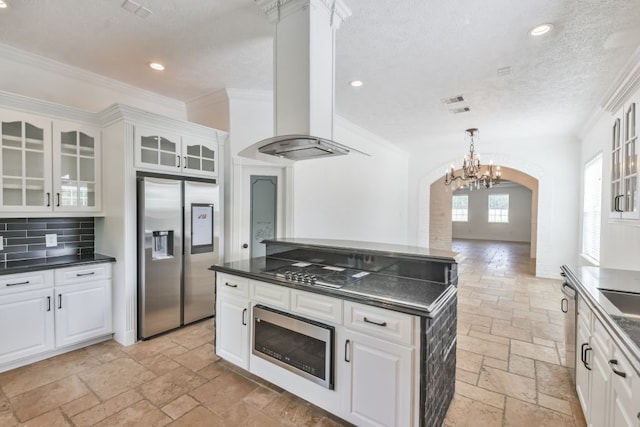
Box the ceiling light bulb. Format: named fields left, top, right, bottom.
left=149, top=62, right=165, bottom=71
left=529, top=23, right=553, bottom=37
left=0, top=1, right=8, bottom=8
left=350, top=80, right=363, bottom=87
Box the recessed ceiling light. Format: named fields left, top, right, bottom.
left=349, top=80, right=363, bottom=87
left=529, top=23, right=554, bottom=37
left=149, top=62, right=165, bottom=71
left=0, top=1, right=8, bottom=8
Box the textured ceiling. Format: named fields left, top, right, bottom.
left=0, top=0, right=639, bottom=148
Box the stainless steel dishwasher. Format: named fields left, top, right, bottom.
left=560, top=274, right=576, bottom=383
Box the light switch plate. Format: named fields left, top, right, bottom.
left=45, top=233, right=57, bottom=248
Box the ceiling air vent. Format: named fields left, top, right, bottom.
left=450, top=107, right=471, bottom=114
left=497, top=66, right=512, bottom=76
left=121, top=0, right=151, bottom=18
left=441, top=95, right=465, bottom=104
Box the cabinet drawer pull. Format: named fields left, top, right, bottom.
left=46, top=192, right=51, bottom=207
left=364, top=317, right=387, bottom=327
left=58, top=294, right=62, bottom=309
left=47, top=296, right=51, bottom=312
left=6, top=280, right=30, bottom=287
left=76, top=272, right=96, bottom=277
left=56, top=192, right=60, bottom=207
left=242, top=308, right=247, bottom=326
left=608, top=359, right=627, bottom=378
left=225, top=282, right=238, bottom=288
left=344, top=339, right=351, bottom=363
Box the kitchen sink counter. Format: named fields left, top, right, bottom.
left=0, top=253, right=116, bottom=276
left=212, top=255, right=456, bottom=318
left=561, top=265, right=640, bottom=374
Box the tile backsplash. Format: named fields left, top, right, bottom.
left=0, top=217, right=94, bottom=262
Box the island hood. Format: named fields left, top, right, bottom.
left=248, top=0, right=368, bottom=161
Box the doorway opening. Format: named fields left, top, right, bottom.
left=429, top=166, right=538, bottom=275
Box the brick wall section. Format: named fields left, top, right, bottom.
left=421, top=293, right=457, bottom=427
left=0, top=217, right=94, bottom=262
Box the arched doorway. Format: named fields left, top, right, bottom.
left=428, top=166, right=539, bottom=264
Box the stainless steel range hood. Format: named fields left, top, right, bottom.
left=249, top=0, right=368, bottom=161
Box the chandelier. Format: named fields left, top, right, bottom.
left=444, top=128, right=501, bottom=190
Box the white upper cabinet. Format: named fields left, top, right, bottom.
left=0, top=109, right=101, bottom=215
left=610, top=98, right=639, bottom=219
left=134, top=125, right=218, bottom=178
left=0, top=111, right=52, bottom=213
left=52, top=121, right=101, bottom=212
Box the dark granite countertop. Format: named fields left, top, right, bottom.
left=0, top=253, right=116, bottom=276
left=561, top=265, right=640, bottom=375
left=211, top=256, right=456, bottom=318
left=263, top=238, right=463, bottom=264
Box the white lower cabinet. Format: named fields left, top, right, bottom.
left=0, top=287, right=55, bottom=365
left=575, top=294, right=640, bottom=427
left=0, top=263, right=113, bottom=371
left=216, top=293, right=250, bottom=370
left=340, top=329, right=413, bottom=427
left=54, top=279, right=112, bottom=348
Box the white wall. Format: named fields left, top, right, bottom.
left=408, top=134, right=581, bottom=278
left=293, top=116, right=409, bottom=245
left=453, top=184, right=532, bottom=242
left=580, top=87, right=640, bottom=270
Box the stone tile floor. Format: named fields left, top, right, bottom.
left=0, top=239, right=586, bottom=426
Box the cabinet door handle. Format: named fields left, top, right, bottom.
left=183, top=156, right=187, bottom=169
left=608, top=359, right=627, bottom=378
left=580, top=343, right=588, bottom=365
left=364, top=317, right=387, bottom=327
left=561, top=298, right=568, bottom=313
left=344, top=339, right=351, bottom=363
left=225, top=282, right=238, bottom=288
left=176, top=155, right=181, bottom=168
left=242, top=308, right=247, bottom=326
left=56, top=193, right=61, bottom=207
left=584, top=347, right=592, bottom=371
left=76, top=272, right=95, bottom=277
left=46, top=192, right=51, bottom=207
left=47, top=296, right=51, bottom=312
left=58, top=294, right=62, bottom=309
left=614, top=195, right=624, bottom=212
left=6, top=280, right=30, bottom=287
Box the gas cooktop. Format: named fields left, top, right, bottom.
left=263, top=262, right=370, bottom=288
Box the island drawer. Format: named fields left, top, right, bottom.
left=0, top=270, right=54, bottom=295
left=290, top=289, right=342, bottom=324
left=217, top=273, right=249, bottom=298
left=250, top=280, right=290, bottom=310
left=54, top=263, right=111, bottom=286
left=344, top=301, right=414, bottom=345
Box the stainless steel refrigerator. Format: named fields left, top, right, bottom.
left=137, top=174, right=221, bottom=339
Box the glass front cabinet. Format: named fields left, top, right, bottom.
left=0, top=110, right=101, bottom=214
left=134, top=125, right=218, bottom=178
left=610, top=101, right=639, bottom=219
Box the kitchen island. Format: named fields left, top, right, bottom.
left=210, top=238, right=459, bottom=427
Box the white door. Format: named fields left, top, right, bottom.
left=0, top=288, right=54, bottom=364
left=55, top=280, right=112, bottom=348
left=238, top=165, right=286, bottom=260
left=215, top=294, right=249, bottom=369
left=342, top=329, right=413, bottom=427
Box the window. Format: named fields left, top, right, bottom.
left=582, top=154, right=602, bottom=263
left=488, top=194, right=509, bottom=223
left=452, top=194, right=468, bottom=222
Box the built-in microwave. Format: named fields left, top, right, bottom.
left=252, top=305, right=334, bottom=389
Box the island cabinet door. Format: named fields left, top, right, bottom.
left=340, top=329, right=413, bottom=427
left=215, top=294, right=250, bottom=370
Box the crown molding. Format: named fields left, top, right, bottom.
left=225, top=88, right=273, bottom=103
left=186, top=89, right=229, bottom=110
left=255, top=0, right=351, bottom=28
left=0, top=90, right=99, bottom=125
left=578, top=104, right=607, bottom=140
left=600, top=46, right=640, bottom=113
left=98, top=103, right=228, bottom=142
left=0, top=43, right=185, bottom=115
